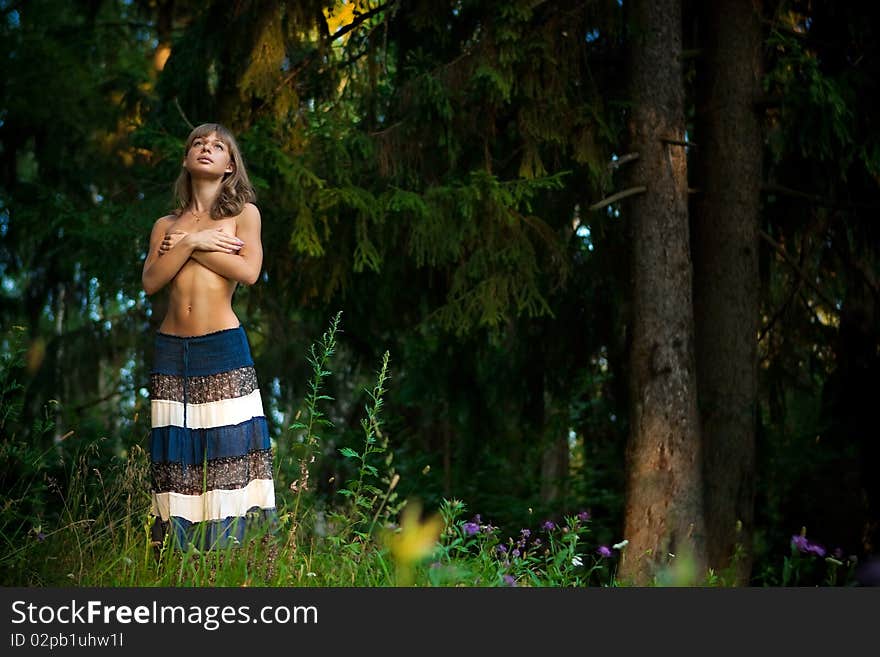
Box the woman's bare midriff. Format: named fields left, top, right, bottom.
left=157, top=218, right=241, bottom=337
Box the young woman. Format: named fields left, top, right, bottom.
left=141, top=123, right=276, bottom=551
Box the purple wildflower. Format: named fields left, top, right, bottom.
left=597, top=545, right=613, bottom=558
left=520, top=528, right=531, bottom=539
left=791, top=534, right=825, bottom=557
left=577, top=510, right=591, bottom=523
left=512, top=549, right=521, bottom=558
left=791, top=535, right=809, bottom=552
left=502, top=574, right=516, bottom=587
left=462, top=522, right=480, bottom=536
left=496, top=544, right=508, bottom=555
left=807, top=543, right=826, bottom=557
left=542, top=520, right=556, bottom=532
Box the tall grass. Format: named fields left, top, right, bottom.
left=0, top=319, right=853, bottom=587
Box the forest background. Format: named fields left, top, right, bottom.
left=1, top=0, right=878, bottom=587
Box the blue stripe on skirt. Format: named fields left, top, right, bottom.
left=150, top=418, right=271, bottom=465
left=152, top=325, right=254, bottom=376
left=160, top=509, right=278, bottom=552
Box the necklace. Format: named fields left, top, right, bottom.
left=191, top=207, right=205, bottom=222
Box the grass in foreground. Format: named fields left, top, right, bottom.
left=0, top=315, right=855, bottom=587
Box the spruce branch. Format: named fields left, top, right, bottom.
left=759, top=229, right=840, bottom=317
left=608, top=152, right=639, bottom=170
left=589, top=186, right=647, bottom=211
left=329, top=2, right=394, bottom=43
left=172, top=97, right=194, bottom=130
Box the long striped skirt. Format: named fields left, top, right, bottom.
left=149, top=325, right=277, bottom=550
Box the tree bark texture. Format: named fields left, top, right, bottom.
left=692, top=0, right=762, bottom=584
left=619, top=0, right=707, bottom=585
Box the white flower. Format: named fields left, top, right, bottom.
left=571, top=555, right=584, bottom=567
left=612, top=539, right=629, bottom=550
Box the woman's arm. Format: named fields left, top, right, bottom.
left=189, top=204, right=263, bottom=285
left=141, top=217, right=193, bottom=295
left=142, top=218, right=245, bottom=294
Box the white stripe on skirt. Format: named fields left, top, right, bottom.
left=150, top=388, right=265, bottom=429
left=151, top=478, right=276, bottom=523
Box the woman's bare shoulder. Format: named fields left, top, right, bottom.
left=153, top=214, right=178, bottom=229
left=235, top=203, right=261, bottom=226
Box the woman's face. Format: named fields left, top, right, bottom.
left=183, top=132, right=233, bottom=178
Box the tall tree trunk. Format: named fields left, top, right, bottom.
left=619, top=0, right=706, bottom=585
left=692, top=0, right=762, bottom=584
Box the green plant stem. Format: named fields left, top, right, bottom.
left=289, top=311, right=342, bottom=527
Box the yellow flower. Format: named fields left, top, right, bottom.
left=386, top=500, right=444, bottom=576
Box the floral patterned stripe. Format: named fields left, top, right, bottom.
left=150, top=367, right=259, bottom=404
left=151, top=448, right=274, bottom=495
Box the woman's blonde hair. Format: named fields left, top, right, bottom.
left=173, top=123, right=256, bottom=218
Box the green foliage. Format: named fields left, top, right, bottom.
left=0, top=319, right=861, bottom=587
left=765, top=29, right=856, bottom=173
left=0, top=327, right=58, bottom=557
left=2, top=0, right=879, bottom=589
left=0, top=327, right=26, bottom=433
left=429, top=500, right=615, bottom=587
left=284, top=311, right=343, bottom=533
left=332, top=350, right=401, bottom=539
left=777, top=531, right=858, bottom=587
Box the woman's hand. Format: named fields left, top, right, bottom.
left=159, top=230, right=189, bottom=255
left=180, top=228, right=244, bottom=254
